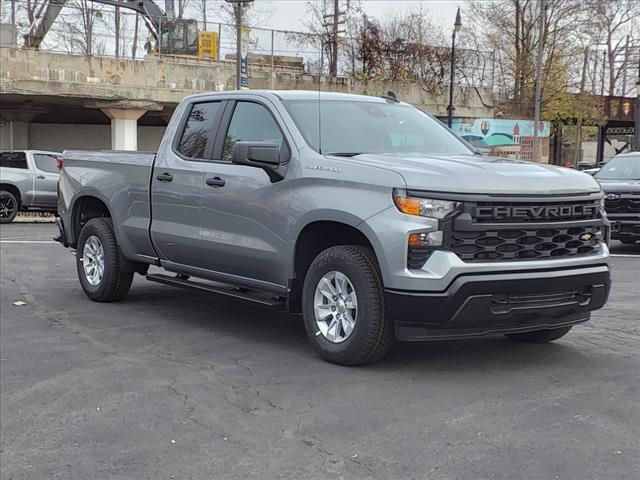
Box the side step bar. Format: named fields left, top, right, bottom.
left=146, top=274, right=285, bottom=309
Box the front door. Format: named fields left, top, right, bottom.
left=150, top=100, right=225, bottom=267
left=198, top=100, right=292, bottom=287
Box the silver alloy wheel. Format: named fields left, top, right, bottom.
left=313, top=270, right=358, bottom=343
left=82, top=235, right=105, bottom=287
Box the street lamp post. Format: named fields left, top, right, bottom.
left=447, top=8, right=462, bottom=128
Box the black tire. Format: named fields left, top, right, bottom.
left=302, top=245, right=393, bottom=366
left=76, top=218, right=133, bottom=302
left=0, top=190, right=19, bottom=224
left=506, top=326, right=572, bottom=343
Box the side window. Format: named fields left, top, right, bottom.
left=33, top=154, right=59, bottom=173
left=223, top=102, right=285, bottom=162
left=1, top=152, right=28, bottom=169
left=177, top=102, right=222, bottom=159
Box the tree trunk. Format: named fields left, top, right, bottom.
left=132, top=12, right=139, bottom=58
left=115, top=6, right=120, bottom=57
left=580, top=47, right=589, bottom=92
left=514, top=0, right=521, bottom=100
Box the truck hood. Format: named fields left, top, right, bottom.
left=597, top=179, right=640, bottom=193
left=347, top=153, right=601, bottom=195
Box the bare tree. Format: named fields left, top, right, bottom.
left=586, top=0, right=639, bottom=96
left=303, top=0, right=362, bottom=76
left=58, top=0, right=107, bottom=55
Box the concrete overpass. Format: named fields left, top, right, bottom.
left=0, top=48, right=495, bottom=151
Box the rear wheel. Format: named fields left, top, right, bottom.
left=506, top=326, right=572, bottom=343
left=302, top=245, right=393, bottom=366
left=76, top=218, right=133, bottom=302
left=0, top=190, right=18, bottom=224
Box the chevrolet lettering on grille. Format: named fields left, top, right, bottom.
left=474, top=205, right=598, bottom=220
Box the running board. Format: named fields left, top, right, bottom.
left=146, top=274, right=285, bottom=309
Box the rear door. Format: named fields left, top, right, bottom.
left=31, top=153, right=59, bottom=209
left=0, top=151, right=33, bottom=204
left=150, top=100, right=226, bottom=267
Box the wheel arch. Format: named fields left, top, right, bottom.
left=69, top=194, right=113, bottom=248
left=289, top=219, right=385, bottom=313
left=0, top=183, right=22, bottom=208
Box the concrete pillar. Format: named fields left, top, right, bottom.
left=101, top=108, right=146, bottom=151
left=0, top=109, right=43, bottom=149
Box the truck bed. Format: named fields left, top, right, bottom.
left=61, top=149, right=157, bottom=260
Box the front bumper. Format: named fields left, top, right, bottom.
left=609, top=218, right=640, bottom=241
left=387, top=265, right=610, bottom=341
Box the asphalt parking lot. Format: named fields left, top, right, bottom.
left=1, top=223, right=638, bottom=480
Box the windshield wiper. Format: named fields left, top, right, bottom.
left=326, top=152, right=364, bottom=157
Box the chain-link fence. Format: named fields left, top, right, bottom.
left=2, top=0, right=500, bottom=89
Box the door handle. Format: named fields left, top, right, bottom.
left=205, top=177, right=225, bottom=187
left=156, top=173, right=173, bottom=182
left=36, top=175, right=46, bottom=179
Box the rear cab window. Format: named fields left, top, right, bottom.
left=33, top=153, right=59, bottom=174
left=176, top=102, right=223, bottom=160
left=1, top=152, right=28, bottom=169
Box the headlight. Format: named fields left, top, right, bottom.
left=393, top=189, right=459, bottom=219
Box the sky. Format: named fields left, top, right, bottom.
left=211, top=0, right=466, bottom=33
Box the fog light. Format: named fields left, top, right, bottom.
left=408, top=231, right=442, bottom=269
left=409, top=231, right=443, bottom=247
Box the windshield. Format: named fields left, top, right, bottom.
left=282, top=100, right=474, bottom=156
left=595, top=155, right=640, bottom=181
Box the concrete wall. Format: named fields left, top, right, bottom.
left=0, top=48, right=494, bottom=119
left=0, top=123, right=166, bottom=151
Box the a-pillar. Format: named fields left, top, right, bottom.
left=100, top=108, right=146, bottom=151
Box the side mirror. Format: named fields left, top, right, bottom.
left=231, top=141, right=286, bottom=182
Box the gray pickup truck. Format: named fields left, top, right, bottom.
left=1, top=150, right=60, bottom=223
left=56, top=91, right=611, bottom=365
left=595, top=152, right=640, bottom=244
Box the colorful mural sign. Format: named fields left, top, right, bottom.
left=452, top=118, right=550, bottom=138
left=451, top=118, right=552, bottom=162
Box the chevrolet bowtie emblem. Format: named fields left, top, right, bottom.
left=580, top=233, right=593, bottom=241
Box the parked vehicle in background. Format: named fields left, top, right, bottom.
left=595, top=152, right=640, bottom=244
left=56, top=91, right=611, bottom=365
left=0, top=150, right=60, bottom=223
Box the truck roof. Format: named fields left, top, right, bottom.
left=185, top=90, right=400, bottom=104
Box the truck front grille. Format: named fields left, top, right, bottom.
left=450, top=226, right=600, bottom=262
left=604, top=193, right=640, bottom=214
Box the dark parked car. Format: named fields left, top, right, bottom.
left=595, top=152, right=640, bottom=244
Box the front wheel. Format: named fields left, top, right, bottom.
left=0, top=190, right=18, bottom=224
left=302, top=245, right=393, bottom=366
left=76, top=218, right=133, bottom=302
left=506, top=326, right=572, bottom=343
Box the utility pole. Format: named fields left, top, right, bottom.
left=226, top=0, right=254, bottom=90
left=323, top=0, right=345, bottom=77
left=533, top=0, right=545, bottom=162
left=115, top=6, right=120, bottom=58
left=634, top=62, right=640, bottom=150
left=332, top=0, right=339, bottom=77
